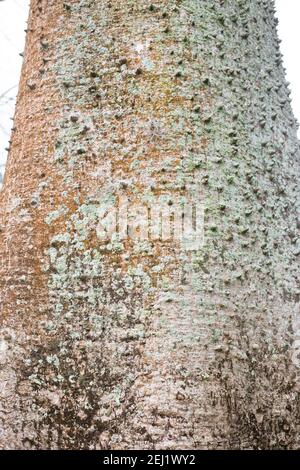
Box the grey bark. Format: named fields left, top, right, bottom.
left=0, top=0, right=299, bottom=449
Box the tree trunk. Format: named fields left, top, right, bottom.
left=0, top=0, right=299, bottom=450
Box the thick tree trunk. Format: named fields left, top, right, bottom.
left=0, top=0, right=299, bottom=449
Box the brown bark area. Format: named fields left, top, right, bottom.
left=0, top=0, right=299, bottom=449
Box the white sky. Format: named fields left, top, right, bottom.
left=0, top=0, right=299, bottom=172
left=0, top=0, right=29, bottom=171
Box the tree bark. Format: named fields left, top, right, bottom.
left=0, top=0, right=299, bottom=449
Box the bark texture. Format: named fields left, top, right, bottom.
left=0, top=0, right=299, bottom=449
